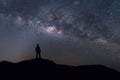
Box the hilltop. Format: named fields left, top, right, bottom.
left=0, top=58, right=119, bottom=79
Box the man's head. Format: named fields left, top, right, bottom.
left=37, top=44, right=39, bottom=46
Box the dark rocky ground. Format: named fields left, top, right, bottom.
left=0, top=58, right=119, bottom=80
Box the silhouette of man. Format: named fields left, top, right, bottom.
left=35, top=44, right=41, bottom=58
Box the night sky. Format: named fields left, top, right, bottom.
left=0, top=0, right=120, bottom=71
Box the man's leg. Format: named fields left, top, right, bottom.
left=38, top=52, right=41, bottom=58
left=36, top=53, right=38, bottom=58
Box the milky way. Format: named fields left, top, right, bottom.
left=0, top=0, right=120, bottom=71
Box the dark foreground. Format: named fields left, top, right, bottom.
left=0, top=58, right=120, bottom=80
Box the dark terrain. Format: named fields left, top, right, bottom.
left=0, top=58, right=120, bottom=80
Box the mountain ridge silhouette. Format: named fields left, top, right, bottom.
left=0, top=58, right=120, bottom=79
